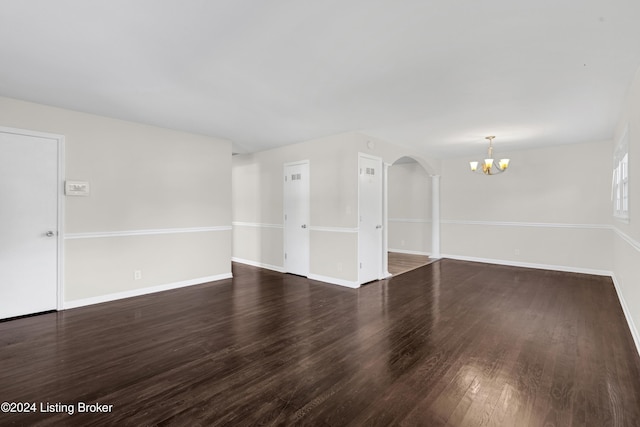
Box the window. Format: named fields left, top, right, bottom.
left=613, top=126, right=629, bottom=220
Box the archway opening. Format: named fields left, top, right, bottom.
left=386, top=156, right=436, bottom=276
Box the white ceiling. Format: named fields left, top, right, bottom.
left=2, top=1, right=640, bottom=157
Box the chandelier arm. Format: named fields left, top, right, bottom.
left=473, top=162, right=506, bottom=175
left=491, top=165, right=506, bottom=174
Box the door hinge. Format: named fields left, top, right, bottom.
left=285, top=253, right=287, bottom=260
left=360, top=262, right=362, bottom=269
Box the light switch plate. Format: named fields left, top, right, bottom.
left=65, top=180, right=90, bottom=196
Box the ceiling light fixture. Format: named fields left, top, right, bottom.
left=469, top=136, right=510, bottom=175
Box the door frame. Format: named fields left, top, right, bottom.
left=283, top=159, right=310, bottom=276
left=357, top=152, right=384, bottom=284
left=1, top=126, right=65, bottom=311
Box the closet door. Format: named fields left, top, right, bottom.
left=283, top=161, right=310, bottom=276
left=0, top=129, right=60, bottom=319
left=358, top=154, right=383, bottom=284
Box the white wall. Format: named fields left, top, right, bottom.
left=440, top=140, right=613, bottom=274
left=388, top=160, right=432, bottom=255
left=611, top=68, right=640, bottom=353
left=1, top=96, right=232, bottom=305
left=232, top=133, right=360, bottom=283
left=232, top=131, right=439, bottom=286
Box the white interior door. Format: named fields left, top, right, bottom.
left=359, top=154, right=383, bottom=284
left=284, top=161, right=309, bottom=276
left=0, top=129, right=60, bottom=319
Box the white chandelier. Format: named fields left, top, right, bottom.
left=469, top=136, right=510, bottom=175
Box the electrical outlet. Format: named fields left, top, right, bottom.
left=134, top=270, right=142, bottom=280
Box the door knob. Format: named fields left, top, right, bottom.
left=45, top=231, right=55, bottom=237
left=376, top=225, right=382, bottom=229
left=301, top=224, right=307, bottom=228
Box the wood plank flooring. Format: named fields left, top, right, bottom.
left=1, top=259, right=639, bottom=426
left=388, top=251, right=434, bottom=276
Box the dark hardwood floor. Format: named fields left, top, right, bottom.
left=388, top=251, right=435, bottom=276
left=1, top=260, right=639, bottom=426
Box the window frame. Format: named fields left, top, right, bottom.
left=613, top=126, right=630, bottom=222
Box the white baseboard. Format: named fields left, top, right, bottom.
left=308, top=273, right=360, bottom=289
left=231, top=257, right=285, bottom=273
left=611, top=274, right=640, bottom=358
left=388, top=249, right=431, bottom=256
left=63, top=273, right=233, bottom=309
left=232, top=258, right=358, bottom=288
left=440, top=254, right=612, bottom=276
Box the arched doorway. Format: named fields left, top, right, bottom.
left=384, top=156, right=437, bottom=276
